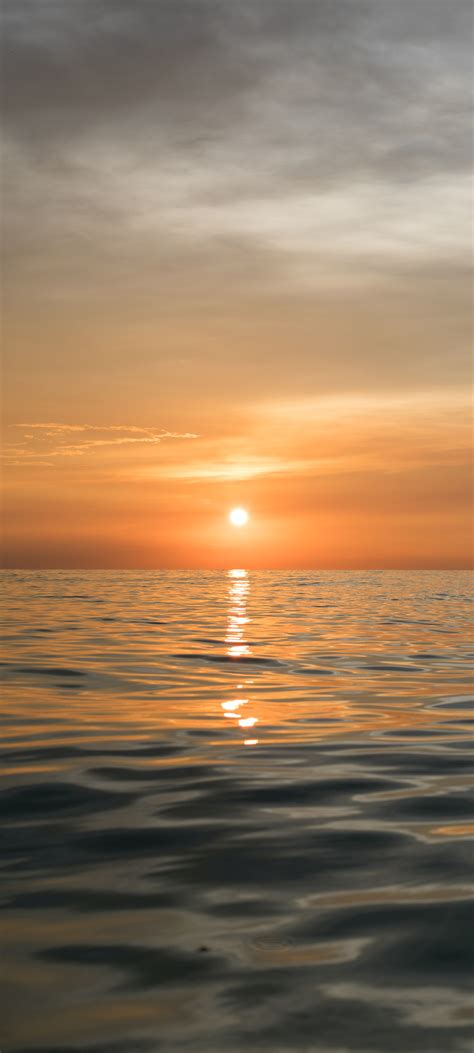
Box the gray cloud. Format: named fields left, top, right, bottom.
left=3, top=1, right=471, bottom=236
left=3, top=0, right=471, bottom=180
left=2, top=0, right=472, bottom=414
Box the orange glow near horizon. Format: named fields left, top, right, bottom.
left=2, top=393, right=472, bottom=568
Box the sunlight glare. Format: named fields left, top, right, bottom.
left=229, top=507, right=249, bottom=527
left=238, top=716, right=258, bottom=728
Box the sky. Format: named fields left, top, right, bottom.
left=1, top=0, right=472, bottom=568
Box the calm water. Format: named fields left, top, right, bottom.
left=1, top=570, right=473, bottom=1053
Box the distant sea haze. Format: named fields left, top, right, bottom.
left=1, top=569, right=473, bottom=1053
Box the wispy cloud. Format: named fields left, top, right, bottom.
left=15, top=422, right=198, bottom=438
left=2, top=423, right=198, bottom=466
left=256, top=388, right=471, bottom=424
left=150, top=454, right=317, bottom=483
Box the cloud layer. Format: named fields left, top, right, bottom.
left=4, top=0, right=472, bottom=282
left=1, top=1, right=472, bottom=566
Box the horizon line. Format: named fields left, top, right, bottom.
left=1, top=566, right=472, bottom=573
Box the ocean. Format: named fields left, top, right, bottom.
left=1, top=569, right=473, bottom=1053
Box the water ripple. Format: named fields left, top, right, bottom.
left=1, top=569, right=473, bottom=1053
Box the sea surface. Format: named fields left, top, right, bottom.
left=1, top=569, right=473, bottom=1053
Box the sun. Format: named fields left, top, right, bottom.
left=229, top=507, right=249, bottom=527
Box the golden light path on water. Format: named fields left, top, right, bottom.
left=223, top=569, right=259, bottom=745
left=2, top=571, right=472, bottom=768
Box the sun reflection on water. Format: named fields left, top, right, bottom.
left=225, top=569, right=250, bottom=658
left=223, top=569, right=259, bottom=744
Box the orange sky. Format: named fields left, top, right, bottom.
left=2, top=1, right=473, bottom=568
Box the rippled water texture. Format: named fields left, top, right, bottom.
left=1, top=570, right=473, bottom=1053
